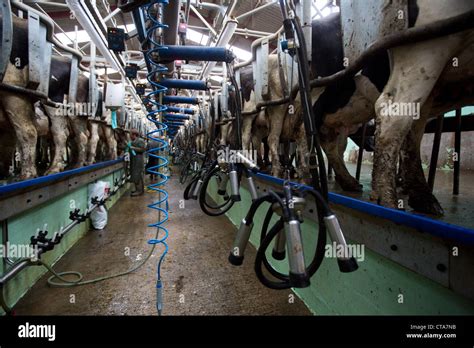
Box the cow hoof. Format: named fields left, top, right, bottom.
left=338, top=179, right=363, bottom=192
left=302, top=177, right=312, bottom=186
left=45, top=168, right=61, bottom=176
left=271, top=167, right=282, bottom=179
left=259, top=165, right=270, bottom=174
left=19, top=173, right=37, bottom=181
left=408, top=194, right=444, bottom=216
left=369, top=191, right=379, bottom=202
left=377, top=198, right=398, bottom=210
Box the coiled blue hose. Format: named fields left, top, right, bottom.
left=143, top=0, right=170, bottom=316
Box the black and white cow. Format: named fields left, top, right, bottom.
left=240, top=57, right=310, bottom=180
left=39, top=55, right=91, bottom=173
left=306, top=0, right=474, bottom=215
left=0, top=16, right=38, bottom=179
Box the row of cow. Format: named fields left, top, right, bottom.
left=2, top=1, right=472, bottom=218
left=177, top=0, right=473, bottom=217
left=0, top=14, right=148, bottom=181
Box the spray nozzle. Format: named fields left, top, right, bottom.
left=156, top=279, right=163, bottom=316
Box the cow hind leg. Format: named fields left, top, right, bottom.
left=321, top=127, right=362, bottom=192
left=267, top=105, right=286, bottom=178
left=399, top=119, right=443, bottom=216
left=372, top=104, right=415, bottom=208
left=294, top=123, right=311, bottom=184
left=44, top=105, right=69, bottom=175
left=87, top=122, right=100, bottom=165
left=372, top=40, right=457, bottom=209
left=103, top=126, right=117, bottom=160
left=2, top=94, right=37, bottom=179
left=70, top=118, right=89, bottom=168
left=251, top=133, right=264, bottom=168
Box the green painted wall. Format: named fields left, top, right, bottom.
left=209, top=180, right=474, bottom=315
left=0, top=169, right=129, bottom=314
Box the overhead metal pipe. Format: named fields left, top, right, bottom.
left=163, top=0, right=181, bottom=74
left=236, top=0, right=278, bottom=21
left=23, top=1, right=70, bottom=9
left=103, top=7, right=121, bottom=23
left=234, top=25, right=284, bottom=69
left=11, top=1, right=83, bottom=60
left=189, top=25, right=274, bottom=38
left=65, top=0, right=143, bottom=108
left=200, top=18, right=238, bottom=79
left=190, top=0, right=225, bottom=15
left=190, top=4, right=217, bottom=36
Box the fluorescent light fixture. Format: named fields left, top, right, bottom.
left=227, top=44, right=252, bottom=61
left=210, top=75, right=224, bottom=83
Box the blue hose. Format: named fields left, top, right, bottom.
left=157, top=45, right=235, bottom=63
left=161, top=79, right=209, bottom=91
left=166, top=106, right=195, bottom=115
left=163, top=96, right=199, bottom=105
left=163, top=113, right=190, bottom=120
left=143, top=0, right=170, bottom=316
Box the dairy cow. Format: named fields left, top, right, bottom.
left=0, top=16, right=39, bottom=179
left=304, top=1, right=473, bottom=215
left=239, top=57, right=309, bottom=180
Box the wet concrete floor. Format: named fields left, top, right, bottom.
left=14, top=172, right=311, bottom=316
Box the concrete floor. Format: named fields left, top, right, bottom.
left=14, top=173, right=311, bottom=316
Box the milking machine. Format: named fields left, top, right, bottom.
left=197, top=152, right=260, bottom=216
left=182, top=65, right=262, bottom=217
left=224, top=0, right=359, bottom=289
left=229, top=180, right=358, bottom=289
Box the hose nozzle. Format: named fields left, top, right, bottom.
left=156, top=280, right=163, bottom=316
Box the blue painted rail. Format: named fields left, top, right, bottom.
left=0, top=159, right=124, bottom=197
left=255, top=172, right=474, bottom=245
